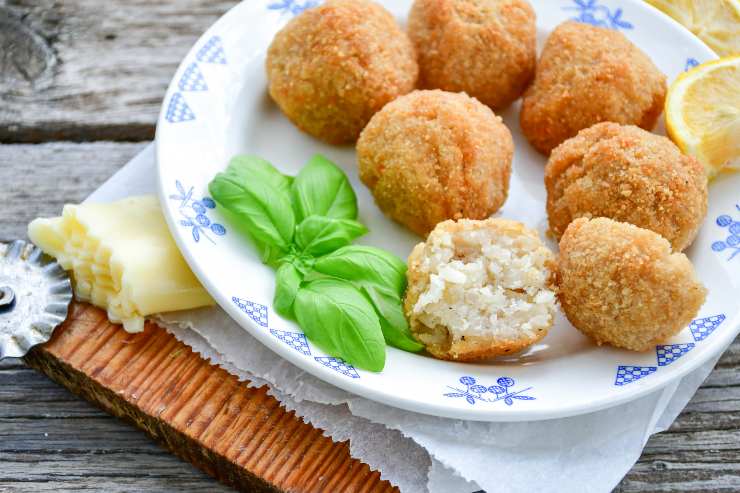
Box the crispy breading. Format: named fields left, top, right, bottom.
left=407, top=0, right=536, bottom=110
left=265, top=0, right=418, bottom=144
left=357, top=90, right=512, bottom=236
left=405, top=218, right=557, bottom=361
left=520, top=21, right=667, bottom=154
left=545, top=122, right=708, bottom=251
left=557, top=218, right=706, bottom=352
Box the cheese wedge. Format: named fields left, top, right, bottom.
left=28, top=195, right=213, bottom=332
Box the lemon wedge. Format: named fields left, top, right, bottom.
left=665, top=56, right=740, bottom=178
left=645, top=0, right=740, bottom=56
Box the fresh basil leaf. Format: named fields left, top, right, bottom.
left=228, top=155, right=293, bottom=194
left=254, top=237, right=289, bottom=267
left=313, top=245, right=407, bottom=297
left=274, top=262, right=303, bottom=319
left=294, top=279, right=385, bottom=372
left=362, top=285, right=423, bottom=353
left=217, top=207, right=286, bottom=267
left=295, top=215, right=368, bottom=257
left=209, top=160, right=295, bottom=253
left=291, top=154, right=358, bottom=221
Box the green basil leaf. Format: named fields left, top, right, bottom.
left=209, top=159, right=295, bottom=253
left=228, top=155, right=293, bottom=194
left=295, top=215, right=368, bottom=257
left=291, top=154, right=358, bottom=221
left=255, top=238, right=289, bottom=267
left=281, top=253, right=316, bottom=277
left=294, top=279, right=385, bottom=372
left=274, top=262, right=303, bottom=319
left=362, top=285, right=423, bottom=353
left=216, top=208, right=287, bottom=267
left=313, top=245, right=407, bottom=297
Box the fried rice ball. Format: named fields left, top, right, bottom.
left=545, top=122, right=708, bottom=251
left=405, top=218, right=557, bottom=361
left=558, top=218, right=706, bottom=351
left=407, top=0, right=536, bottom=110
left=520, top=21, right=667, bottom=154
left=357, top=90, right=513, bottom=236
left=265, top=0, right=418, bottom=144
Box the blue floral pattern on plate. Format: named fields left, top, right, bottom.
left=270, top=329, right=311, bottom=356
left=563, top=0, right=633, bottom=30
left=232, top=297, right=269, bottom=327
left=178, top=63, right=208, bottom=92
left=656, top=343, right=695, bottom=366
left=169, top=180, right=226, bottom=243
left=712, top=206, right=740, bottom=261
left=315, top=356, right=360, bottom=379
left=690, top=314, right=727, bottom=342
left=165, top=93, right=195, bottom=123
left=268, top=0, right=319, bottom=15
left=614, top=313, right=727, bottom=387
left=614, top=365, right=656, bottom=386
left=196, top=36, right=227, bottom=65
left=444, top=376, right=534, bottom=406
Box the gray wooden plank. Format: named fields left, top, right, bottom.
left=0, top=141, right=148, bottom=242
left=0, top=448, right=234, bottom=490
left=0, top=358, right=26, bottom=370
left=0, top=365, right=232, bottom=492
left=0, top=0, right=235, bottom=142
left=0, top=480, right=232, bottom=493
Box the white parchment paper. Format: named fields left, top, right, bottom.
left=84, top=143, right=726, bottom=492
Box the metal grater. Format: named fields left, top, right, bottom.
left=0, top=240, right=73, bottom=359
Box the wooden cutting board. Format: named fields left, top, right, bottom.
left=24, top=301, right=397, bottom=493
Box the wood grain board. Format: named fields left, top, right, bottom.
left=23, top=301, right=396, bottom=493
left=0, top=0, right=236, bottom=143
left=1, top=0, right=739, bottom=490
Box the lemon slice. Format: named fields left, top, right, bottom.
left=666, top=56, right=740, bottom=178
left=645, top=0, right=740, bottom=56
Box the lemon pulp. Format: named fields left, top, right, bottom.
left=666, top=57, right=740, bottom=177
left=645, top=0, right=740, bottom=56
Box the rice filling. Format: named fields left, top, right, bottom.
left=412, top=228, right=556, bottom=341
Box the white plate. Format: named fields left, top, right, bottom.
left=156, top=0, right=739, bottom=421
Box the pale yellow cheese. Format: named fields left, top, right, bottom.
left=28, top=195, right=214, bottom=332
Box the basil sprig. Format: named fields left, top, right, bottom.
left=292, top=155, right=358, bottom=221
left=295, top=279, right=386, bottom=372
left=295, top=216, right=367, bottom=257
left=273, top=262, right=302, bottom=318
left=209, top=155, right=422, bottom=372
left=209, top=157, right=295, bottom=265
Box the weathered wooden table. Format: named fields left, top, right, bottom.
left=1, top=1, right=738, bottom=491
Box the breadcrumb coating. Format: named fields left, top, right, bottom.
left=557, top=218, right=706, bottom=352
left=357, top=90, right=512, bottom=236
left=266, top=0, right=418, bottom=144
left=407, top=0, right=536, bottom=110
left=520, top=21, right=667, bottom=154
left=545, top=122, right=708, bottom=251
left=405, top=218, right=557, bottom=361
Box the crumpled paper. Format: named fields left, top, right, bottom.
left=85, top=143, right=726, bottom=493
